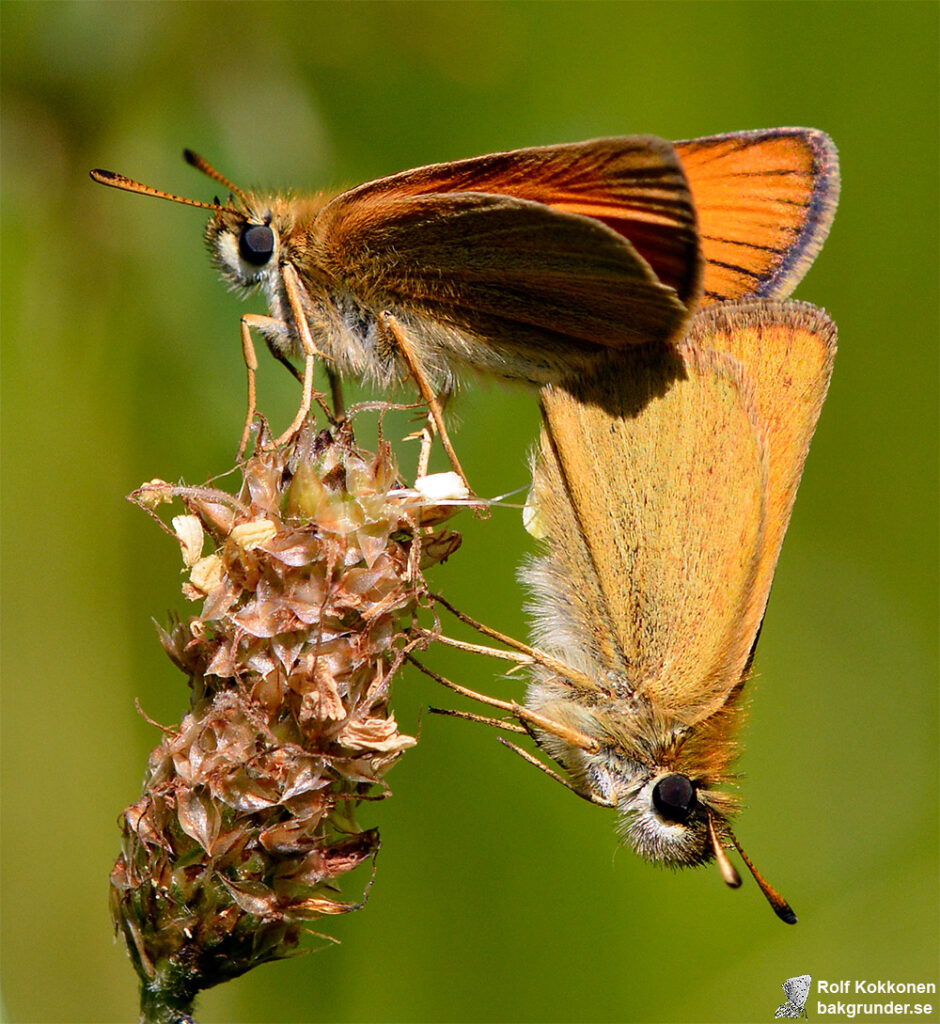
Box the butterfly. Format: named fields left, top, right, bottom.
left=775, top=974, right=812, bottom=1018
left=518, top=298, right=836, bottom=920
left=91, top=128, right=838, bottom=470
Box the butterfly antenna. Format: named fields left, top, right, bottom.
left=183, top=149, right=250, bottom=205
left=725, top=822, right=797, bottom=924
left=89, top=168, right=231, bottom=215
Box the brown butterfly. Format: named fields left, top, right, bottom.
left=90, top=129, right=838, bottom=466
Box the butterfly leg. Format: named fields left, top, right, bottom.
left=237, top=313, right=271, bottom=459
left=411, top=625, right=537, bottom=667
left=428, top=706, right=528, bottom=734
left=237, top=307, right=335, bottom=458
left=415, top=385, right=455, bottom=477
left=378, top=312, right=471, bottom=494
left=496, top=737, right=616, bottom=807
left=428, top=590, right=611, bottom=696
left=326, top=365, right=346, bottom=422
left=275, top=263, right=335, bottom=446
left=415, top=409, right=435, bottom=479
left=426, top=689, right=615, bottom=807
left=407, top=655, right=600, bottom=753
left=268, top=347, right=304, bottom=385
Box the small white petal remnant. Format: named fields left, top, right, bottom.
left=230, top=519, right=278, bottom=550
left=522, top=486, right=546, bottom=540
left=172, top=514, right=205, bottom=567
left=413, top=472, right=470, bottom=503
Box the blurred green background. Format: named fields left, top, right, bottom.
left=2, top=2, right=937, bottom=1022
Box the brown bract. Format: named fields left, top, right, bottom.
left=112, top=422, right=461, bottom=1014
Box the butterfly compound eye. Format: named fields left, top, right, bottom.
left=652, top=774, right=696, bottom=823
left=239, top=224, right=275, bottom=266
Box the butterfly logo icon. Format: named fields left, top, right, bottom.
left=775, top=974, right=811, bottom=1018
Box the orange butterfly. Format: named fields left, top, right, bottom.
left=91, top=128, right=838, bottom=462
left=521, top=298, right=837, bottom=921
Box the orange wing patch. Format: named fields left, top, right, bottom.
left=676, top=128, right=839, bottom=302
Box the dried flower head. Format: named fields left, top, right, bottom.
left=112, top=419, right=461, bottom=1020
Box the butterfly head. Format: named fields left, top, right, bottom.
left=620, top=770, right=716, bottom=866
left=205, top=202, right=282, bottom=292
left=89, top=150, right=323, bottom=296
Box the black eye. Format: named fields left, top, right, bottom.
left=652, top=774, right=696, bottom=823
left=239, top=224, right=275, bottom=266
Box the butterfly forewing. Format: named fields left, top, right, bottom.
left=675, top=128, right=839, bottom=303
left=686, top=301, right=836, bottom=637
left=315, top=190, right=692, bottom=359
left=324, top=136, right=702, bottom=304
left=539, top=340, right=768, bottom=723
left=538, top=299, right=835, bottom=725
left=525, top=417, right=632, bottom=682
